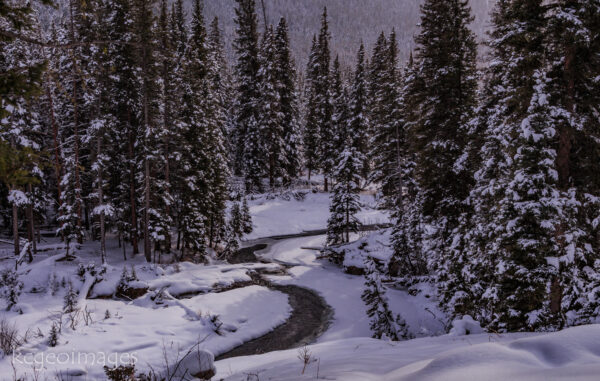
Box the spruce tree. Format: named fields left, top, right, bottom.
left=205, top=17, right=232, bottom=249
left=330, top=56, right=349, bottom=156
left=370, top=30, right=406, bottom=205
left=233, top=0, right=263, bottom=191
left=274, top=18, right=301, bottom=185
left=303, top=36, right=321, bottom=181
left=347, top=43, right=370, bottom=179
left=362, top=258, right=400, bottom=341
left=177, top=0, right=210, bottom=260
left=326, top=138, right=363, bottom=245
left=258, top=26, right=285, bottom=188
left=315, top=8, right=334, bottom=190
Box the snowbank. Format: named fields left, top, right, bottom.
left=216, top=324, right=600, bottom=381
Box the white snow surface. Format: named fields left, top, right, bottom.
left=217, top=325, right=600, bottom=380
left=245, top=191, right=389, bottom=240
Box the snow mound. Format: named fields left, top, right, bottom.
left=448, top=315, right=484, bottom=336
left=217, top=325, right=600, bottom=381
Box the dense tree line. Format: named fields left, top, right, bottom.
left=3, top=0, right=600, bottom=335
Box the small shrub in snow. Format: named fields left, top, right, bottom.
left=49, top=272, right=60, bottom=296
left=0, top=318, right=22, bottom=355
left=0, top=268, right=23, bottom=310
left=105, top=309, right=111, bottom=319
left=103, top=364, right=135, bottom=381
left=297, top=346, right=314, bottom=375
left=63, top=283, right=78, bottom=313
left=208, top=314, right=224, bottom=336
left=48, top=322, right=59, bottom=347
left=241, top=197, right=253, bottom=235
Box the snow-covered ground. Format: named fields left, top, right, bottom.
left=246, top=191, right=389, bottom=240
left=216, top=325, right=600, bottom=380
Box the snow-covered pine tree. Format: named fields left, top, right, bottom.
left=389, top=58, right=425, bottom=281
left=274, top=18, right=301, bottom=185
left=88, top=0, right=118, bottom=263
left=241, top=197, right=253, bottom=235
left=205, top=17, right=232, bottom=249
left=177, top=0, right=210, bottom=261
left=133, top=0, right=172, bottom=261
left=326, top=137, right=363, bottom=246
left=154, top=0, right=176, bottom=253
left=369, top=30, right=406, bottom=207
left=258, top=25, right=285, bottom=189
left=233, top=0, right=263, bottom=191
left=303, top=35, right=321, bottom=181
left=545, top=0, right=600, bottom=326
left=408, top=0, right=478, bottom=295
left=330, top=56, right=349, bottom=157
left=347, top=43, right=370, bottom=180
left=314, top=8, right=335, bottom=191
left=102, top=0, right=142, bottom=258
left=0, top=11, right=45, bottom=260
left=367, top=31, right=389, bottom=167
left=361, top=258, right=401, bottom=341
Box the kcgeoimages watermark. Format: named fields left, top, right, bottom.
left=12, top=350, right=139, bottom=370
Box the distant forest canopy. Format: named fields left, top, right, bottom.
left=35, top=0, right=495, bottom=69
left=203, top=0, right=494, bottom=68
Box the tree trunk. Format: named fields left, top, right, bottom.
left=26, top=183, right=35, bottom=262
left=98, top=136, right=107, bottom=264
left=128, top=126, right=139, bottom=256
left=557, top=45, right=575, bottom=191
left=47, top=85, right=64, bottom=240
left=12, top=194, right=19, bottom=257
left=324, top=177, right=328, bottom=192
left=69, top=0, right=83, bottom=244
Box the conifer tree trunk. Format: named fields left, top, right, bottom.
left=69, top=0, right=83, bottom=244
left=47, top=86, right=64, bottom=240
left=12, top=193, right=19, bottom=257
left=27, top=183, right=35, bottom=260
left=128, top=127, right=139, bottom=256
left=97, top=136, right=106, bottom=264
left=557, top=45, right=575, bottom=190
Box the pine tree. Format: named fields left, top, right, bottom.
left=326, top=138, right=363, bottom=246
left=205, top=17, right=232, bottom=249
left=316, top=8, right=334, bottom=190
left=258, top=26, right=285, bottom=188
left=362, top=258, right=400, bottom=341
left=177, top=0, right=210, bottom=260
left=103, top=0, right=142, bottom=258
left=233, top=0, right=262, bottom=191
left=412, top=0, right=477, bottom=225
left=347, top=43, right=370, bottom=179
left=330, top=56, right=349, bottom=156
left=370, top=30, right=406, bottom=205
left=545, top=0, right=600, bottom=326
left=303, top=36, right=321, bottom=181
left=274, top=18, right=301, bottom=185
left=241, top=197, right=253, bottom=235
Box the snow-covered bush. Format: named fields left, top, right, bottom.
left=63, top=283, right=78, bottom=313
left=48, top=322, right=59, bottom=347
left=48, top=272, right=60, bottom=296
left=449, top=315, right=484, bottom=336
left=362, top=258, right=408, bottom=341
left=0, top=268, right=23, bottom=310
